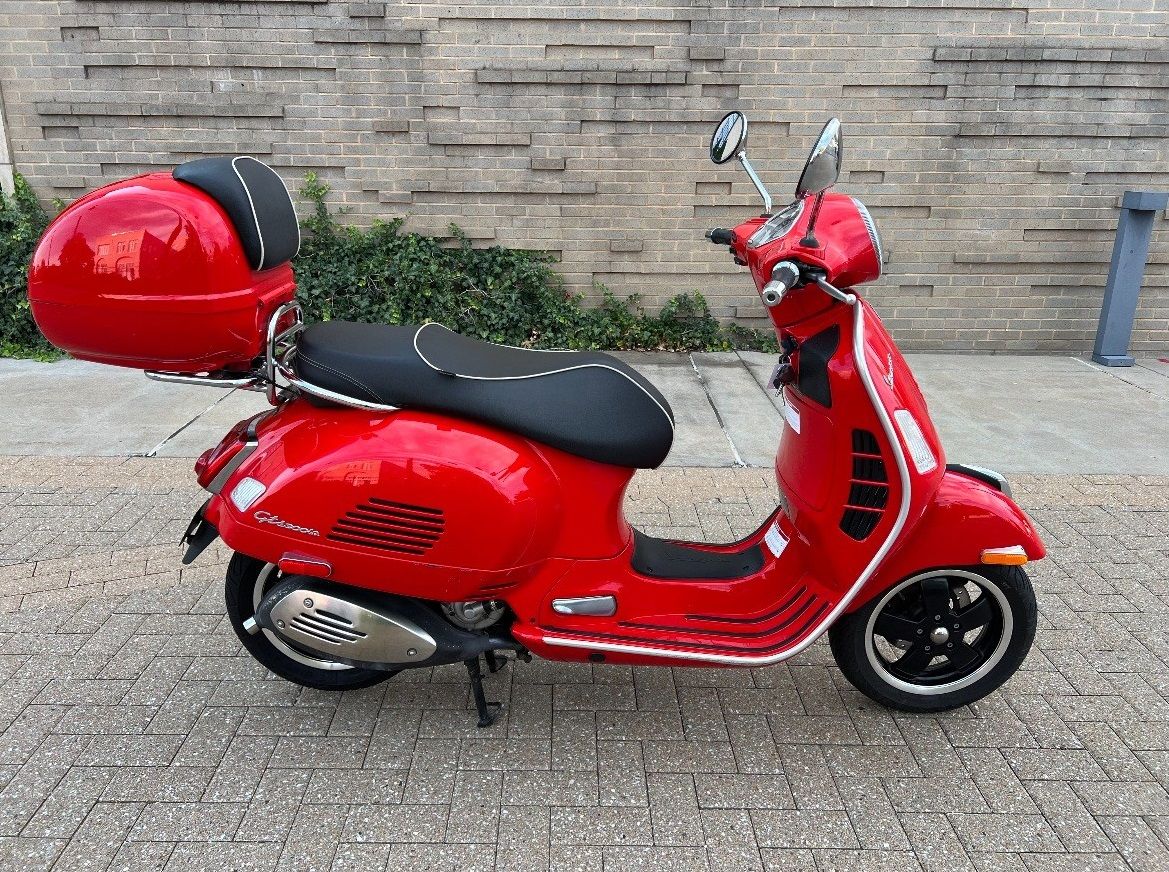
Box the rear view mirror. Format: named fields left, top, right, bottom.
left=710, top=112, right=748, bottom=165
left=795, top=118, right=842, bottom=199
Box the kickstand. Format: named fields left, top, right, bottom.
left=485, top=649, right=509, bottom=674
left=465, top=656, right=502, bottom=728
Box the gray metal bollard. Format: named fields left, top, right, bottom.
left=1092, top=190, right=1168, bottom=367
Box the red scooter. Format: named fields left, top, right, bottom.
left=28, top=114, right=1044, bottom=726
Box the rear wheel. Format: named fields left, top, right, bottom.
left=225, top=552, right=394, bottom=691
left=829, top=566, right=1036, bottom=712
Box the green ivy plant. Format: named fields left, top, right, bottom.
left=0, top=171, right=778, bottom=359
left=0, top=176, right=57, bottom=359
left=294, top=173, right=777, bottom=352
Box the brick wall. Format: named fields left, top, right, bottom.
left=1, top=0, right=1166, bottom=352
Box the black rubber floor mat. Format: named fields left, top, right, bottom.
left=631, top=530, right=764, bottom=580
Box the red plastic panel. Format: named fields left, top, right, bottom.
left=851, top=470, right=1047, bottom=609
left=206, top=401, right=635, bottom=602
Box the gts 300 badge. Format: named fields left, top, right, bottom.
left=253, top=511, right=320, bottom=537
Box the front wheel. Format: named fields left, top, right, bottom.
left=829, top=565, right=1037, bottom=712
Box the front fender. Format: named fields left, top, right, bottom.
left=849, top=468, right=1046, bottom=610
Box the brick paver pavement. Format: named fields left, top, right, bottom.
left=2, top=457, right=1169, bottom=871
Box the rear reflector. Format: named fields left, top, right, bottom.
left=278, top=553, right=333, bottom=578
left=981, top=545, right=1029, bottom=566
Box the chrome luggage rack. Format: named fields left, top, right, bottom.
left=145, top=303, right=400, bottom=412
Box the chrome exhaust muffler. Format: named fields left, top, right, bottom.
left=254, top=577, right=515, bottom=671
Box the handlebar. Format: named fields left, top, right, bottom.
left=703, top=228, right=856, bottom=308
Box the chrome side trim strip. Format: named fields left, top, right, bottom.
left=552, top=596, right=617, bottom=617
left=208, top=440, right=257, bottom=495
left=541, top=294, right=915, bottom=665
left=948, top=463, right=1012, bottom=499
left=207, top=409, right=274, bottom=495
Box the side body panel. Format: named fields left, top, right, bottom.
left=205, top=399, right=635, bottom=603
left=771, top=300, right=944, bottom=601
left=508, top=508, right=820, bottom=665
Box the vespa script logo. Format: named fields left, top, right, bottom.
left=253, top=511, right=321, bottom=537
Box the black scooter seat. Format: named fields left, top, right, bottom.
left=294, top=321, right=675, bottom=469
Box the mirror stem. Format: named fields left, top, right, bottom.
left=800, top=192, right=826, bottom=248
left=736, top=153, right=772, bottom=216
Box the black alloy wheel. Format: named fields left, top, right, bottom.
left=829, top=565, right=1037, bottom=712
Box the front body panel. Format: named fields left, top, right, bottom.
left=855, top=470, right=1047, bottom=609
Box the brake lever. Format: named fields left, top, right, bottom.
left=812, top=275, right=856, bottom=305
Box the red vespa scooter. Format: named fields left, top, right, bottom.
left=27, top=115, right=1044, bottom=726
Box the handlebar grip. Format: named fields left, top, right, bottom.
left=706, top=228, right=735, bottom=245
left=761, top=261, right=801, bottom=306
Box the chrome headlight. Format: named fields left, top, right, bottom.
left=748, top=200, right=804, bottom=249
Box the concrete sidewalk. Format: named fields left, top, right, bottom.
left=2, top=353, right=1168, bottom=473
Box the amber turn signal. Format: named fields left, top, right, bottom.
left=980, top=545, right=1029, bottom=566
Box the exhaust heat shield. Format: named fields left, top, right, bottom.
left=255, top=576, right=512, bottom=671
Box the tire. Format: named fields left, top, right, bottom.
left=224, top=552, right=394, bottom=691
left=829, top=565, right=1036, bottom=712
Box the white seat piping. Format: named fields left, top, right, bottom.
left=412, top=323, right=675, bottom=432
left=231, top=156, right=302, bottom=270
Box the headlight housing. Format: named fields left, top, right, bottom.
left=851, top=197, right=884, bottom=273
left=748, top=200, right=804, bottom=249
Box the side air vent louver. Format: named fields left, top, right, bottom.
left=328, top=497, right=445, bottom=556
left=840, top=429, right=888, bottom=541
